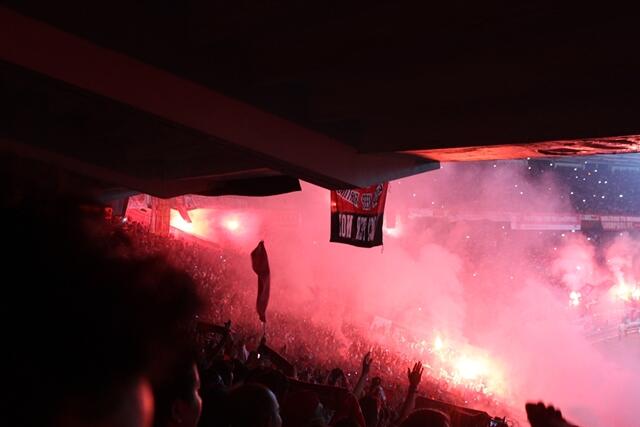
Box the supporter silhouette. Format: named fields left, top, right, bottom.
left=358, top=395, right=379, bottom=427
left=153, top=361, right=203, bottom=427
left=1, top=196, right=201, bottom=427
left=327, top=368, right=349, bottom=389
left=280, top=390, right=325, bottom=427
left=367, top=377, right=386, bottom=406
left=526, top=402, right=579, bottom=427
left=398, top=409, right=450, bottom=427
left=228, top=384, right=283, bottom=427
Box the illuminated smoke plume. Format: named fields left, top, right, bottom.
left=168, top=160, right=640, bottom=426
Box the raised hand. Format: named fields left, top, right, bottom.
left=353, top=351, right=374, bottom=397
left=526, top=402, right=579, bottom=427
left=222, top=320, right=232, bottom=341
left=362, top=351, right=373, bottom=375
left=399, top=361, right=424, bottom=421
left=407, top=362, right=423, bottom=390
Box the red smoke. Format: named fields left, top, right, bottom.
left=174, top=161, right=640, bottom=426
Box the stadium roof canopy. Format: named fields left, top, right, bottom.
left=2, top=2, right=639, bottom=197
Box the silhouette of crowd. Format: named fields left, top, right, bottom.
left=2, top=193, right=578, bottom=427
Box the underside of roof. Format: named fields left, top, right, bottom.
left=1, top=2, right=639, bottom=197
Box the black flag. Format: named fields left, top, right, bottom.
left=251, top=241, right=270, bottom=323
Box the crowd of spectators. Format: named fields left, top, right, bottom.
left=3, top=194, right=579, bottom=427
left=122, top=223, right=497, bottom=408
left=116, top=219, right=578, bottom=427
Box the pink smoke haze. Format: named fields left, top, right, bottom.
left=176, top=161, right=640, bottom=426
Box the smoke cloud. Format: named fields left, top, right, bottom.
left=180, top=160, right=640, bottom=426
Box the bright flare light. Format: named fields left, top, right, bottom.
left=455, top=356, right=487, bottom=381
left=417, top=332, right=507, bottom=397
left=569, top=290, right=581, bottom=307
left=383, top=218, right=402, bottom=237
left=434, top=335, right=444, bottom=351
left=612, top=280, right=640, bottom=302
left=169, top=209, right=211, bottom=239
left=223, top=217, right=241, bottom=232
left=383, top=226, right=401, bottom=237
left=170, top=211, right=194, bottom=233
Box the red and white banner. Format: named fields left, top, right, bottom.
left=330, top=183, right=388, bottom=248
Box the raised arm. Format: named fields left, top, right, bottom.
left=352, top=351, right=373, bottom=397
left=397, top=362, right=423, bottom=423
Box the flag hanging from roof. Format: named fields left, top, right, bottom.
left=330, top=183, right=388, bottom=248
left=251, top=240, right=270, bottom=323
